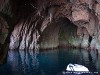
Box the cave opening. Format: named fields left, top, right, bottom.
left=88, top=35, right=92, bottom=47
left=39, top=17, right=78, bottom=49
left=88, top=36, right=92, bottom=44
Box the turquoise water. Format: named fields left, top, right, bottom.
left=0, top=49, right=99, bottom=75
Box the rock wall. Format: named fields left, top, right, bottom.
left=71, top=0, right=100, bottom=50
left=39, top=22, right=60, bottom=49
left=9, top=16, right=40, bottom=50
left=58, top=18, right=79, bottom=48
left=0, top=16, right=8, bottom=45
left=1, top=0, right=100, bottom=50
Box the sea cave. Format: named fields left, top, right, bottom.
left=0, top=0, right=100, bottom=75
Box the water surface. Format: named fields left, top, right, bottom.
left=0, top=49, right=99, bottom=75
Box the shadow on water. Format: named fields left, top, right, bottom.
left=0, top=49, right=100, bottom=75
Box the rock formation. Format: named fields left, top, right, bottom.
left=0, top=0, right=100, bottom=56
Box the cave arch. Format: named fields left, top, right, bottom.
left=39, top=17, right=78, bottom=49
left=4, top=0, right=99, bottom=51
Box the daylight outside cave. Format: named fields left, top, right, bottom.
left=0, top=0, right=100, bottom=75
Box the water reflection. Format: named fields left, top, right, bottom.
left=87, top=50, right=97, bottom=73
left=0, top=49, right=99, bottom=75
left=7, top=50, right=40, bottom=75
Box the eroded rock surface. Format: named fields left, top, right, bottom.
left=0, top=0, right=100, bottom=50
